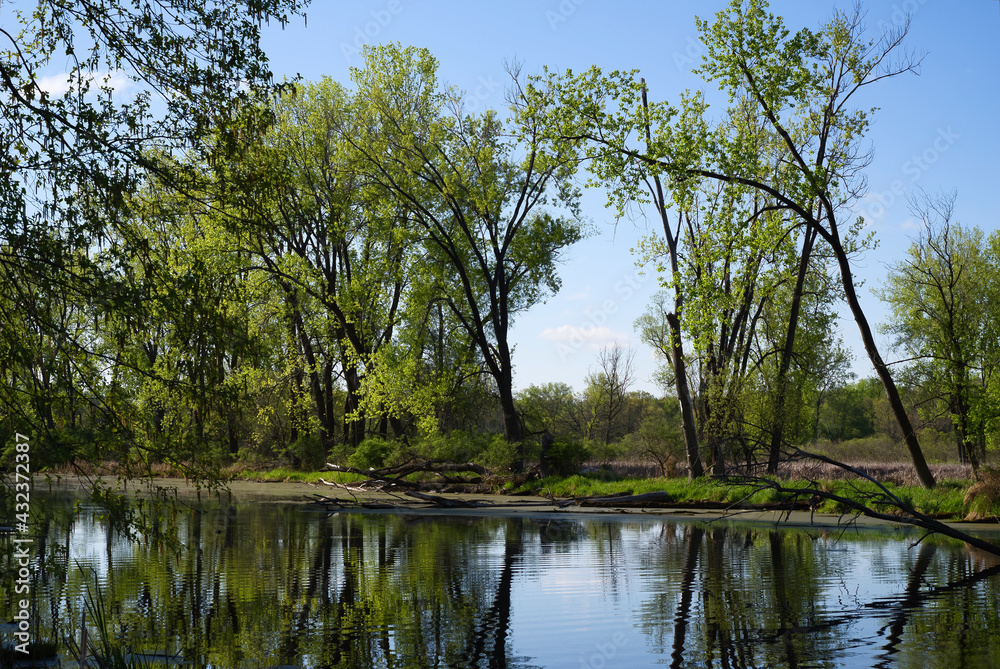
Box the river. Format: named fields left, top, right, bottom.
left=3, top=489, right=1000, bottom=668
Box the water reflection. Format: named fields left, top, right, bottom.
left=3, top=493, right=1000, bottom=668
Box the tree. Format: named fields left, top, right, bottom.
left=106, top=180, right=284, bottom=466
left=583, top=344, right=637, bottom=445
left=0, top=0, right=306, bottom=472
left=670, top=184, right=796, bottom=475
left=635, top=290, right=704, bottom=479
left=623, top=83, right=704, bottom=477
left=528, top=0, right=936, bottom=487
left=880, top=193, right=999, bottom=472
left=632, top=172, right=835, bottom=476
left=345, top=45, right=584, bottom=463
left=518, top=382, right=584, bottom=441
left=224, top=77, right=415, bottom=450
left=815, top=377, right=879, bottom=442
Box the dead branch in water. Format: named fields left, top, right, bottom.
left=321, top=459, right=538, bottom=494
left=726, top=448, right=1000, bottom=558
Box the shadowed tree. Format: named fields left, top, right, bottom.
left=879, top=192, right=1000, bottom=473
left=345, top=45, right=584, bottom=464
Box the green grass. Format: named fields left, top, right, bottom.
left=224, top=461, right=998, bottom=521
left=517, top=472, right=995, bottom=521
left=522, top=474, right=793, bottom=505
left=229, top=467, right=366, bottom=484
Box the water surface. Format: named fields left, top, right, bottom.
left=4, top=492, right=1000, bottom=668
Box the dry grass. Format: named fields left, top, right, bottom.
left=964, top=467, right=1000, bottom=520
left=43, top=459, right=211, bottom=480
left=774, top=460, right=972, bottom=487
left=590, top=458, right=973, bottom=487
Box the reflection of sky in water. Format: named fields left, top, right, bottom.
left=66, top=504, right=114, bottom=581
left=513, top=532, right=650, bottom=668
left=15, top=498, right=1000, bottom=668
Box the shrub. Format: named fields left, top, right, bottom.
left=545, top=440, right=591, bottom=476
left=288, top=432, right=326, bottom=471
left=476, top=436, right=523, bottom=473
left=587, top=438, right=622, bottom=465
left=618, top=414, right=685, bottom=476
left=348, top=436, right=403, bottom=471
left=412, top=430, right=481, bottom=463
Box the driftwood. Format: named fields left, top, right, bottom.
left=576, top=491, right=673, bottom=507
left=305, top=491, right=558, bottom=511
left=306, top=492, right=404, bottom=510
left=317, top=477, right=397, bottom=492
left=386, top=460, right=488, bottom=477
left=324, top=460, right=488, bottom=478
left=565, top=491, right=815, bottom=511
left=403, top=490, right=485, bottom=508
left=323, top=460, right=490, bottom=490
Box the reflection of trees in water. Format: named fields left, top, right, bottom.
left=14, top=502, right=534, bottom=667
left=637, top=525, right=1000, bottom=668
left=869, top=547, right=1000, bottom=668
left=669, top=525, right=700, bottom=668
left=7, top=499, right=1000, bottom=668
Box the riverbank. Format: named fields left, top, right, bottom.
left=34, top=473, right=1000, bottom=537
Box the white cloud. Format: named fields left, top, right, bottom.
left=539, top=324, right=627, bottom=350
left=35, top=70, right=134, bottom=97
left=564, top=286, right=590, bottom=301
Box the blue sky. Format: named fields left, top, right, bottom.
left=259, top=0, right=1000, bottom=395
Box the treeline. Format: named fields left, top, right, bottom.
left=3, top=1, right=999, bottom=485
left=2, top=45, right=583, bottom=473
left=519, top=358, right=996, bottom=478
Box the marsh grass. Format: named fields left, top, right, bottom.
left=63, top=573, right=163, bottom=669
left=964, top=467, right=1000, bottom=520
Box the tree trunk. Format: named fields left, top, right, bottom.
left=323, top=361, right=338, bottom=448
left=833, top=241, right=935, bottom=488
left=953, top=378, right=978, bottom=472
left=671, top=526, right=702, bottom=666
left=499, top=389, right=524, bottom=471
left=343, top=364, right=365, bottom=449
left=493, top=325, right=524, bottom=469
left=667, top=312, right=704, bottom=479
left=767, top=226, right=817, bottom=473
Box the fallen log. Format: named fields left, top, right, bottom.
left=382, top=460, right=489, bottom=477
left=403, top=490, right=485, bottom=508
left=323, top=460, right=493, bottom=490
left=576, top=491, right=673, bottom=507
left=322, top=464, right=416, bottom=488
